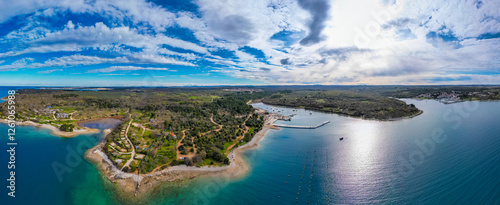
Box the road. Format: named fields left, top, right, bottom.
left=122, top=119, right=135, bottom=170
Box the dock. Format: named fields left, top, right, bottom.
left=278, top=114, right=296, bottom=121
left=273, top=121, right=330, bottom=129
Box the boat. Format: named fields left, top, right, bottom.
left=339, top=137, right=344, bottom=141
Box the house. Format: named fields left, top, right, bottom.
left=170, top=132, right=177, bottom=139
left=56, top=113, right=69, bottom=118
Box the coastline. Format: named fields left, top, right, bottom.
left=0, top=119, right=100, bottom=137
left=257, top=101, right=424, bottom=121
left=84, top=114, right=279, bottom=200
left=384, top=109, right=423, bottom=121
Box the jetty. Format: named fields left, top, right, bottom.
left=279, top=114, right=296, bottom=121
left=273, top=121, right=330, bottom=129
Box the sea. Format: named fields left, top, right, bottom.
left=0, top=86, right=35, bottom=103
left=1, top=87, right=500, bottom=204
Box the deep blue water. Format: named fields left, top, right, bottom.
left=0, top=86, right=35, bottom=103
left=1, top=99, right=500, bottom=204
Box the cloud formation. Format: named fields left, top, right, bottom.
left=0, top=0, right=499, bottom=85
left=297, top=0, right=331, bottom=45
left=88, top=66, right=171, bottom=73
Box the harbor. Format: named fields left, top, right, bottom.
left=273, top=121, right=330, bottom=129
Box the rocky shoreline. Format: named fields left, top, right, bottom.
left=84, top=115, right=279, bottom=200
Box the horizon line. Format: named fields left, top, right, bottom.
left=2, top=84, right=500, bottom=88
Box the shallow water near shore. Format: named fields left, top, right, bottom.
left=0, top=125, right=121, bottom=204
left=2, top=99, right=500, bottom=204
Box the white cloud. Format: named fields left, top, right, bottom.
left=0, top=58, right=34, bottom=71
left=37, top=69, right=62, bottom=74
left=98, top=74, right=127, bottom=76
left=1, top=0, right=499, bottom=85
left=66, top=20, right=75, bottom=29
left=87, top=66, right=172, bottom=73
left=0, top=55, right=129, bottom=71
left=32, top=55, right=129, bottom=68
left=126, top=54, right=196, bottom=66
left=2, top=21, right=208, bottom=57
left=0, top=0, right=175, bottom=31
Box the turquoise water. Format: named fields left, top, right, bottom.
left=0, top=125, right=121, bottom=205
left=2, top=99, right=500, bottom=204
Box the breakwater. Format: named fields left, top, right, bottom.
left=273, top=121, right=330, bottom=129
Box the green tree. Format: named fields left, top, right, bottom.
left=59, top=124, right=75, bottom=132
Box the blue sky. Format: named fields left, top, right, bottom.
left=0, top=0, right=499, bottom=86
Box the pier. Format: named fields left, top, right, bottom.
left=273, top=121, right=330, bottom=129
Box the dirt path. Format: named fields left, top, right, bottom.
left=150, top=162, right=172, bottom=173
left=175, top=115, right=223, bottom=160
left=122, top=119, right=135, bottom=169
left=210, top=115, right=223, bottom=131
left=175, top=130, right=191, bottom=160
left=175, top=131, right=197, bottom=160
left=225, top=114, right=252, bottom=153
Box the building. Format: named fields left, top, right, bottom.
left=57, top=113, right=69, bottom=118
left=170, top=132, right=177, bottom=139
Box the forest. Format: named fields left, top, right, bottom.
left=262, top=90, right=421, bottom=120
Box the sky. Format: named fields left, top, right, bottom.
left=0, top=0, right=499, bottom=86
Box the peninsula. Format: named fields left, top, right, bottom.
left=3, top=85, right=499, bottom=200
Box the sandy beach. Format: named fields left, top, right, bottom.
left=84, top=114, right=279, bottom=199
left=0, top=119, right=100, bottom=137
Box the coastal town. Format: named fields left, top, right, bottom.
left=417, top=92, right=465, bottom=104
left=416, top=90, right=500, bottom=104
